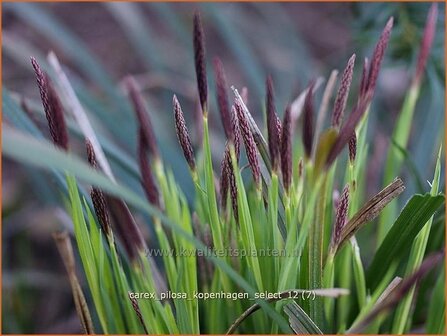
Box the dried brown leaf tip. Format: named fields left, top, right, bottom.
left=235, top=101, right=260, bottom=187
left=414, top=3, right=438, bottom=86
left=85, top=140, right=112, bottom=236
left=193, top=11, right=208, bottom=114
left=365, top=17, right=393, bottom=96
left=331, top=54, right=356, bottom=128
left=31, top=57, right=68, bottom=150
left=302, top=81, right=315, bottom=159
left=138, top=128, right=160, bottom=208
left=280, top=105, right=292, bottom=192
left=333, top=177, right=405, bottom=255
left=213, top=57, right=232, bottom=140
left=173, top=95, right=196, bottom=171
left=125, top=76, right=159, bottom=158
left=330, top=184, right=350, bottom=254
left=266, top=76, right=280, bottom=171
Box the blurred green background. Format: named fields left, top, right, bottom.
left=2, top=2, right=445, bottom=333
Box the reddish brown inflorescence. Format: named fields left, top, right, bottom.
left=125, top=77, right=159, bottom=158
left=138, top=128, right=160, bottom=208
left=235, top=101, right=260, bottom=186
left=31, top=57, right=69, bottom=151
left=193, top=11, right=208, bottom=114
left=281, top=105, right=292, bottom=192
left=302, top=81, right=315, bottom=159
left=213, top=57, right=232, bottom=141
left=266, top=76, right=280, bottom=171
left=173, top=95, right=196, bottom=171
left=331, top=184, right=350, bottom=251
left=332, top=54, right=356, bottom=129
left=85, top=139, right=111, bottom=236
left=414, top=3, right=438, bottom=86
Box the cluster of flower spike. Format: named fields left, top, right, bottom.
left=29, top=5, right=437, bottom=254
left=170, top=12, right=395, bottom=219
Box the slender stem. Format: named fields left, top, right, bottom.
left=309, top=173, right=328, bottom=328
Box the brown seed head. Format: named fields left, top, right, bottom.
left=219, top=150, right=230, bottom=210
left=335, top=178, right=405, bottom=254
left=213, top=57, right=232, bottom=140
left=235, top=101, right=260, bottom=186
left=276, top=115, right=283, bottom=143
left=193, top=11, right=208, bottom=114
left=302, top=81, right=315, bottom=158
left=325, top=92, right=372, bottom=168
left=366, top=17, right=393, bottom=96
left=266, top=76, right=280, bottom=170
left=138, top=128, right=160, bottom=208
left=173, top=95, right=196, bottom=171
left=281, top=105, right=292, bottom=192
left=31, top=57, right=68, bottom=150
left=331, top=184, right=350, bottom=252
left=85, top=139, right=98, bottom=169
left=85, top=140, right=111, bottom=236
left=128, top=292, right=149, bottom=334
left=414, top=3, right=438, bottom=86
left=106, top=196, right=147, bottom=261
left=332, top=54, right=356, bottom=128
left=125, top=77, right=159, bottom=158
left=220, top=145, right=238, bottom=221
left=90, top=187, right=111, bottom=236
left=348, top=132, right=357, bottom=163
left=227, top=152, right=239, bottom=222
left=230, top=104, right=241, bottom=161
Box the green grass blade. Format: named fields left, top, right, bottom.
left=391, top=145, right=442, bottom=333
left=3, top=126, right=292, bottom=333
left=367, top=192, right=445, bottom=290
left=65, top=175, right=108, bottom=333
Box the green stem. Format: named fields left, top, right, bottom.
left=309, top=174, right=328, bottom=328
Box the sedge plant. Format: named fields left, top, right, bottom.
left=3, top=5, right=445, bottom=334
